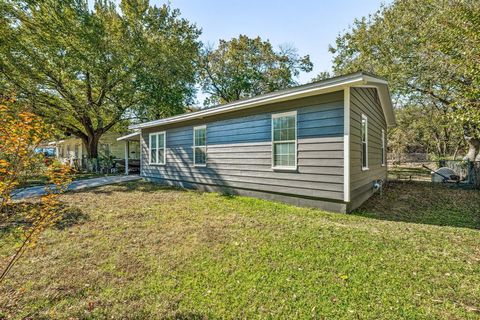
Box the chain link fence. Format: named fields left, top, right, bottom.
left=387, top=154, right=480, bottom=189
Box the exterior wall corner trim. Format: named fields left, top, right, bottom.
left=343, top=87, right=351, bottom=202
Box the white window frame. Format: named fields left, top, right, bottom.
left=148, top=131, right=166, bottom=165
left=361, top=114, right=369, bottom=171
left=193, top=125, right=207, bottom=167
left=271, top=111, right=297, bottom=171
left=381, top=129, right=386, bottom=166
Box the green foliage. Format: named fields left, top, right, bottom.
left=199, top=35, right=313, bottom=106
left=0, top=0, right=200, bottom=157
left=389, top=104, right=464, bottom=157
left=329, top=0, right=480, bottom=156
left=311, top=71, right=332, bottom=82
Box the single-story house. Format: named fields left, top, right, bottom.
left=119, top=72, right=396, bottom=212
left=51, top=132, right=141, bottom=171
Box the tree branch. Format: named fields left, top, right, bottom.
left=203, top=57, right=230, bottom=102
left=85, top=71, right=94, bottom=107
left=407, top=84, right=452, bottom=106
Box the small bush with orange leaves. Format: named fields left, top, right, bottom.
left=1, top=104, right=49, bottom=205
left=0, top=100, right=72, bottom=283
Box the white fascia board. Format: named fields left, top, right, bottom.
left=363, top=75, right=388, bottom=85
left=377, top=84, right=396, bottom=127
left=352, top=81, right=396, bottom=128
left=117, top=131, right=141, bottom=141
left=130, top=76, right=368, bottom=130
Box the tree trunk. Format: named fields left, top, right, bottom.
left=452, top=138, right=463, bottom=160
left=80, top=134, right=102, bottom=172
left=83, top=134, right=100, bottom=159
left=463, top=123, right=480, bottom=161
left=464, top=135, right=480, bottom=161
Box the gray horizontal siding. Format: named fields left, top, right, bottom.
left=349, top=87, right=387, bottom=210
left=141, top=91, right=345, bottom=202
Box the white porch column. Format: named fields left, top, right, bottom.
left=124, top=140, right=129, bottom=175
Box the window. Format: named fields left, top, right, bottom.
left=361, top=114, right=368, bottom=170
left=149, top=132, right=166, bottom=165
left=193, top=125, right=207, bottom=166
left=272, top=111, right=297, bottom=169
left=381, top=129, right=386, bottom=166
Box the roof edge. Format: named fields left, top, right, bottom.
left=357, top=82, right=396, bottom=127
left=117, top=131, right=141, bottom=141
left=130, top=72, right=391, bottom=130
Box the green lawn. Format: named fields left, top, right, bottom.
left=1, top=181, right=479, bottom=319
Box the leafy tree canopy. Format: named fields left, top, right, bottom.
left=311, top=71, right=332, bottom=82
left=389, top=103, right=464, bottom=158
left=0, top=0, right=200, bottom=158
left=329, top=0, right=480, bottom=160
left=199, top=35, right=313, bottom=106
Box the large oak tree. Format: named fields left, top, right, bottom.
left=329, top=0, right=480, bottom=160
left=0, top=0, right=200, bottom=158
left=199, top=35, right=313, bottom=106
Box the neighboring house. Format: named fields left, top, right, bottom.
left=53, top=132, right=140, bottom=170
left=120, top=72, right=396, bottom=212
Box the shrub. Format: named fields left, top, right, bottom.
left=0, top=99, right=72, bottom=283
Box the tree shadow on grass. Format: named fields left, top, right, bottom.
left=65, top=179, right=480, bottom=230
left=70, top=181, right=176, bottom=196
left=0, top=202, right=89, bottom=237
left=161, top=311, right=211, bottom=320
left=219, top=191, right=237, bottom=200
left=352, top=181, right=480, bottom=230
left=54, top=205, right=89, bottom=230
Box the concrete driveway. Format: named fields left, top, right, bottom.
left=12, top=175, right=142, bottom=200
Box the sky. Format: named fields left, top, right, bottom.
left=161, top=0, right=389, bottom=104
left=166, top=1, right=388, bottom=80
left=89, top=0, right=390, bottom=104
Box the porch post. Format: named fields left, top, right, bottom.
left=124, top=140, right=129, bottom=175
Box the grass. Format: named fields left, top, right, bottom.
left=0, top=181, right=479, bottom=319
left=388, top=165, right=432, bottom=181
left=356, top=181, right=480, bottom=229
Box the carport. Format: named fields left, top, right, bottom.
left=117, top=131, right=141, bottom=175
